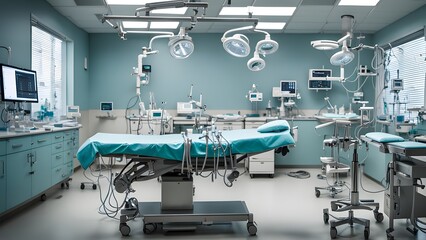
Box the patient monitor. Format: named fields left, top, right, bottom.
left=66, top=105, right=81, bottom=118
left=100, top=102, right=113, bottom=116
left=280, top=80, right=297, bottom=97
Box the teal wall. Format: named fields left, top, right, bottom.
left=373, top=5, right=426, bottom=46
left=89, top=33, right=375, bottom=111
left=0, top=0, right=90, bottom=110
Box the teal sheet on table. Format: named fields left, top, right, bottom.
left=77, top=129, right=295, bottom=170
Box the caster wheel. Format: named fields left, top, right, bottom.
left=331, top=202, right=338, bottom=211
left=330, top=227, right=337, bottom=239
left=143, top=223, right=156, bottom=234
left=323, top=212, right=329, bottom=224
left=120, top=223, right=131, bottom=236
left=92, top=184, right=97, bottom=190
left=61, top=183, right=65, bottom=189
left=40, top=194, right=47, bottom=201
left=269, top=174, right=274, bottom=178
left=80, top=183, right=85, bottom=190
left=364, top=227, right=370, bottom=239
left=66, top=182, right=70, bottom=189
left=247, top=222, right=257, bottom=236
left=315, top=189, right=320, bottom=198
left=250, top=174, right=254, bottom=179
left=375, top=212, right=384, bottom=223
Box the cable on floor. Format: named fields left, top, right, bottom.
left=287, top=170, right=311, bottom=179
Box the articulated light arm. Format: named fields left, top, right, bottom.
left=336, top=32, right=352, bottom=45
left=221, top=25, right=254, bottom=42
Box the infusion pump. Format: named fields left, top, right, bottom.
left=308, top=69, right=332, bottom=90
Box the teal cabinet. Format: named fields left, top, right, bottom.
left=0, top=155, right=6, bottom=213
left=6, top=150, right=32, bottom=209
left=1, top=128, right=79, bottom=215
left=32, top=145, right=52, bottom=196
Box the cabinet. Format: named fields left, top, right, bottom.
left=215, top=121, right=244, bottom=131
left=245, top=119, right=275, bottom=178
left=1, top=128, right=79, bottom=215
left=0, top=140, right=6, bottom=213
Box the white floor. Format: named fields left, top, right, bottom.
left=0, top=166, right=425, bottom=240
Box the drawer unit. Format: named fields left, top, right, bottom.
left=51, top=132, right=64, bottom=143
left=1, top=127, right=80, bottom=216
left=0, top=141, right=6, bottom=156
left=249, top=160, right=274, bottom=173
left=248, top=150, right=275, bottom=177
left=51, top=152, right=64, bottom=168
left=51, top=142, right=64, bottom=154
left=64, top=150, right=73, bottom=164
left=52, top=165, right=64, bottom=185
left=216, top=121, right=244, bottom=131
left=63, top=131, right=74, bottom=141
left=6, top=137, right=32, bottom=154
left=64, top=139, right=73, bottom=151
left=32, top=134, right=52, bottom=148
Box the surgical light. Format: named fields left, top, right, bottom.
left=330, top=42, right=354, bottom=66
left=168, top=27, right=194, bottom=59
left=311, top=40, right=339, bottom=50
left=221, top=26, right=253, bottom=58
left=254, top=30, right=279, bottom=55
left=247, top=51, right=265, bottom=71
left=222, top=34, right=250, bottom=57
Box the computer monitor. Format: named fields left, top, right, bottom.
left=280, top=80, right=297, bottom=97
left=100, top=102, right=113, bottom=112
left=0, top=64, right=38, bottom=102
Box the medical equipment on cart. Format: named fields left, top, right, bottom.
left=361, top=132, right=426, bottom=240
left=322, top=121, right=383, bottom=239
left=246, top=84, right=263, bottom=115
left=314, top=120, right=351, bottom=198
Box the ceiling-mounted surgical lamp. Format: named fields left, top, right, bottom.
left=221, top=26, right=253, bottom=57
left=254, top=29, right=279, bottom=56
left=168, top=27, right=194, bottom=59
left=247, top=51, right=265, bottom=71
left=311, top=40, right=339, bottom=50
left=330, top=40, right=354, bottom=66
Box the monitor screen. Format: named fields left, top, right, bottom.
left=0, top=64, right=38, bottom=102
left=280, top=80, right=297, bottom=97
left=100, top=102, right=113, bottom=111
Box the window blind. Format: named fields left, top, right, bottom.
left=31, top=25, right=65, bottom=117
left=383, top=37, right=426, bottom=119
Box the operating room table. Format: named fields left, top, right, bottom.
left=77, top=127, right=295, bottom=236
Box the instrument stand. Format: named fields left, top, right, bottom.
left=323, top=140, right=384, bottom=239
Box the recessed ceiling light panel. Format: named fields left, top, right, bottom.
left=338, top=0, right=380, bottom=6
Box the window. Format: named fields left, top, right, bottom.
left=31, top=21, right=67, bottom=118
left=383, top=36, right=426, bottom=120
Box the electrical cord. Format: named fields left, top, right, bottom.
left=287, top=170, right=311, bottom=179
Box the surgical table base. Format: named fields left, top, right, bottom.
left=119, top=201, right=257, bottom=235
left=323, top=140, right=383, bottom=239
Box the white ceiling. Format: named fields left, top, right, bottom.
left=46, top=0, right=426, bottom=34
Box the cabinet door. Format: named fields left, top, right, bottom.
left=0, top=156, right=6, bottom=213
left=6, top=150, right=32, bottom=209
left=32, top=145, right=52, bottom=196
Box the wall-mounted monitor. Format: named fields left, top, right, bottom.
left=100, top=102, right=113, bottom=112
left=280, top=80, right=297, bottom=97
left=0, top=64, right=38, bottom=102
